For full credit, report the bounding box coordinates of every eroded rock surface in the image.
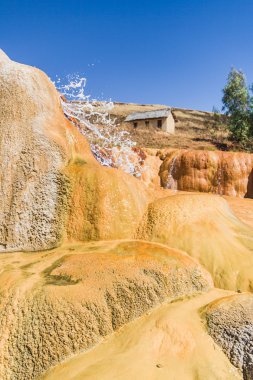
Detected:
[0,50,150,251]
[160,149,253,198]
[0,50,73,251]
[43,289,242,380]
[0,240,212,379]
[205,294,253,380]
[1,50,253,380]
[137,193,253,291]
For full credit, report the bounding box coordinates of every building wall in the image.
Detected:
[162,113,175,133]
[131,114,175,134]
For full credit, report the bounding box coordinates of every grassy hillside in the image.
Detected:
[110,102,229,150]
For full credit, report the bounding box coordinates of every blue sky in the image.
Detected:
[1,0,253,111]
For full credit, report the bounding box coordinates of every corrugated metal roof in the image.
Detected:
[125,108,171,122]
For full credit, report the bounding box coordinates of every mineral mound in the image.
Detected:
[1,50,253,380]
[160,149,253,198]
[205,293,253,378]
[0,240,212,379]
[0,49,149,251]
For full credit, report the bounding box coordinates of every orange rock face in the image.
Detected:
[159,149,253,198]
[0,241,213,379]
[0,50,151,251]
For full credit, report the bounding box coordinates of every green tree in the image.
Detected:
[249,84,253,137]
[222,68,252,142]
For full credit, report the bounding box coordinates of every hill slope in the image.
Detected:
[110,102,228,150]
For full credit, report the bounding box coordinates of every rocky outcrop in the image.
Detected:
[0,240,213,379]
[159,150,253,198]
[136,193,253,291]
[2,50,253,380]
[205,294,253,379]
[2,50,252,253]
[0,50,72,251]
[65,161,150,241]
[141,148,162,187]
[44,289,242,380]
[0,50,150,251]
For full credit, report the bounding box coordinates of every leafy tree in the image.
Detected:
[222,68,253,142]
[206,106,229,146]
[249,84,253,137]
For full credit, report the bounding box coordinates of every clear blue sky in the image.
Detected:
[1,0,253,111]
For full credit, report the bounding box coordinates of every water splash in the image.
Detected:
[166,155,178,191]
[55,74,144,177]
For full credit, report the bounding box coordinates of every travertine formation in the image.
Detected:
[44,289,242,380]
[1,50,253,380]
[137,193,253,291]
[0,49,73,251]
[0,241,212,379]
[160,149,253,198]
[0,50,150,251]
[64,160,150,241]
[205,294,253,379]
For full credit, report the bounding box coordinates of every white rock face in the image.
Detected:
[0,51,71,251]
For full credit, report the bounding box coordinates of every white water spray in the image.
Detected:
[55,74,144,177]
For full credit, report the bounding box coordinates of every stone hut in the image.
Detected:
[125,108,175,133]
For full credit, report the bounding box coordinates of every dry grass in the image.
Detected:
[110,102,231,150]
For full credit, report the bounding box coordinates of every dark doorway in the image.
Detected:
[157,119,162,128]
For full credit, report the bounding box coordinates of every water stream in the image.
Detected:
[55,74,144,177]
